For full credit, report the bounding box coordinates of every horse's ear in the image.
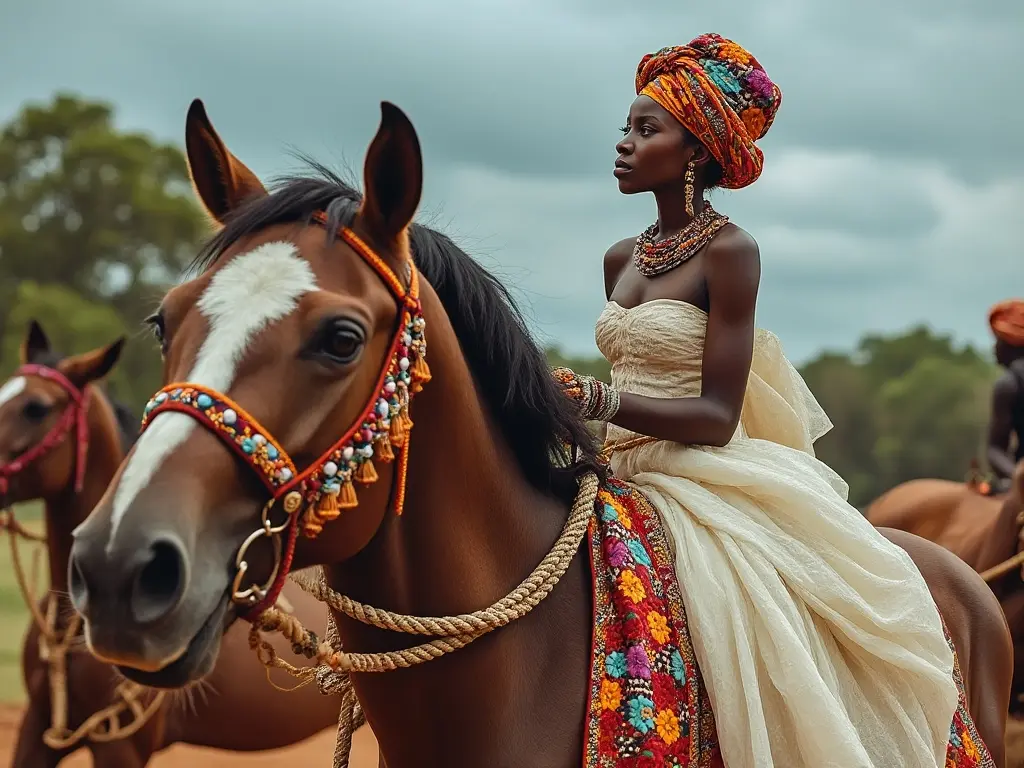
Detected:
[359,102,422,253]
[185,99,267,224]
[21,320,50,364]
[61,337,126,389]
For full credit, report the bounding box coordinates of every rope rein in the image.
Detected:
[0,508,166,750]
[247,471,600,768]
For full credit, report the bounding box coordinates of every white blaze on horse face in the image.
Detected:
[0,377,26,408]
[104,242,317,549]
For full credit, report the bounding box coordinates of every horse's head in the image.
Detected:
[68,98,431,686]
[0,320,124,506]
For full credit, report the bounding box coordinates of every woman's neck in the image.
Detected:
[654,185,707,239]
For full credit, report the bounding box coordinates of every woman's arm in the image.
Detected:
[986,373,1019,481]
[608,227,761,447]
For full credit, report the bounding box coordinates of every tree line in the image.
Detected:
[0,94,999,509]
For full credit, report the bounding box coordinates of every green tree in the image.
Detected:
[0,281,165,413]
[0,92,209,347]
[871,355,997,492]
[801,327,998,507]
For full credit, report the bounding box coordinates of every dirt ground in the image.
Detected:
[1,704,1023,766]
[0,703,379,766]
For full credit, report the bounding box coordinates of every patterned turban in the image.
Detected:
[635,33,782,189]
[989,299,1024,347]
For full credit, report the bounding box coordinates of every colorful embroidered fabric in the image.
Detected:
[585,477,993,767]
[943,619,996,767]
[635,33,781,189]
[585,477,721,767]
[989,298,1024,347]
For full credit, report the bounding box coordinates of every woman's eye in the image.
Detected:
[619,125,630,135]
[322,324,364,363]
[22,400,50,423]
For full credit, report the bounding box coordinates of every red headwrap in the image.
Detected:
[989,299,1024,347]
[635,33,782,189]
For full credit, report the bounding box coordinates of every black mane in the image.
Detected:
[194,163,601,500]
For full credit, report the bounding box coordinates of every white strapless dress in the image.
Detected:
[597,299,958,768]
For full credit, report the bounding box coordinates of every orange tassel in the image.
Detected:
[338,479,358,509]
[390,415,407,448]
[399,409,414,434]
[355,459,378,485]
[410,356,431,393]
[317,489,340,523]
[376,435,395,462]
[302,506,324,538]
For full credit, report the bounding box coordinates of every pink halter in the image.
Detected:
[0,364,91,498]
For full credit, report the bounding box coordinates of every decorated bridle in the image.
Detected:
[139,213,431,619]
[0,365,91,499]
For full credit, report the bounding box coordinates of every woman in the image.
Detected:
[555,33,959,768]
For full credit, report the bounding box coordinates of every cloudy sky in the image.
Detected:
[2,0,1021,363]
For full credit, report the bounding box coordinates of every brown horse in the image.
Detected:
[0,322,344,766]
[65,99,1012,767]
[868,462,1024,705]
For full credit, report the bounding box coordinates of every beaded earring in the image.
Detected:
[684,161,696,218]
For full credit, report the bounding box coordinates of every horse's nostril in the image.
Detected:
[67,550,89,614]
[131,538,187,625]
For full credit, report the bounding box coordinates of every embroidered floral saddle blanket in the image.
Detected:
[585,477,995,767]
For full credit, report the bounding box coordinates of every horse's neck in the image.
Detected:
[43,388,123,595]
[331,330,569,619]
[324,316,582,760]
[976,490,1024,576]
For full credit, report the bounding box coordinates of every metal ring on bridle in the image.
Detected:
[230,495,292,605]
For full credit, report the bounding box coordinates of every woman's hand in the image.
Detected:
[552,367,620,422]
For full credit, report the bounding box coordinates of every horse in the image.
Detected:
[868,462,1024,707]
[64,98,1012,767]
[0,321,346,766]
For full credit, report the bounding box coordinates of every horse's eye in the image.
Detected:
[145,312,166,351]
[320,321,364,364]
[22,400,50,423]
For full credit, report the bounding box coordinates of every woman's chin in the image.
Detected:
[615,177,645,195]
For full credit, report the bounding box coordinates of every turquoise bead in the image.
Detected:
[197,394,213,409]
[267,445,279,460]
[241,438,255,455]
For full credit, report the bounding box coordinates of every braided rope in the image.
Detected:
[979,508,1024,582]
[248,471,600,768]
[1,507,165,750]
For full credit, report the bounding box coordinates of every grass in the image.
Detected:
[0,501,45,703]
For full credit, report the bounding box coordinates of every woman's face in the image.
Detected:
[614,95,691,195]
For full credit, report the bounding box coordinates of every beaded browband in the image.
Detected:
[0,365,91,498]
[138,213,431,618]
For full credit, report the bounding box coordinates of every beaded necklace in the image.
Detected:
[632,204,729,278]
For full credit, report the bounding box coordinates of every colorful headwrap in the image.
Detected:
[635,33,782,189]
[989,299,1024,347]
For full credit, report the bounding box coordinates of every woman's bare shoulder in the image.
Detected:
[706,223,761,310]
[604,236,637,299]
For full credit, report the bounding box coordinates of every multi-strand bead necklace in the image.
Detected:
[632,204,729,277]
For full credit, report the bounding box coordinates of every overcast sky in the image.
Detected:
[2,0,1021,363]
